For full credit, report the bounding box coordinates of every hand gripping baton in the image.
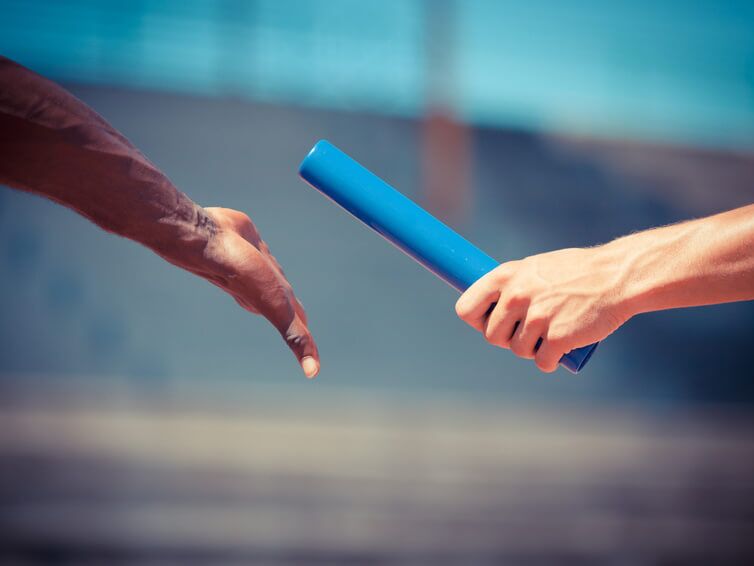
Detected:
[299,140,598,373]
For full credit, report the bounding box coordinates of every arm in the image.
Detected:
[0,56,319,378]
[455,204,754,373]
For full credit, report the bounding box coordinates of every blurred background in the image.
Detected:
[1,0,753,563]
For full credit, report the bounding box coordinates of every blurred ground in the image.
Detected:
[0,379,753,565]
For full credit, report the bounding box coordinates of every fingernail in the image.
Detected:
[302,356,319,379]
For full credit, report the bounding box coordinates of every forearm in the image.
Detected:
[0,57,214,273]
[611,204,754,316]
[457,198,753,372]
[0,57,319,376]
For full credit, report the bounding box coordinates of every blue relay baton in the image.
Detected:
[299,140,599,373]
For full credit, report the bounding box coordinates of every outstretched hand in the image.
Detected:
[198,207,319,378]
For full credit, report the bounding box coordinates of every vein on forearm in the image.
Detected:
[614,205,754,314]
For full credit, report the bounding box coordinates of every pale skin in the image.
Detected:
[0,57,319,378]
[456,204,754,372]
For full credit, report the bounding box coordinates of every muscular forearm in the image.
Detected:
[0,56,214,273]
[610,204,754,317]
[0,56,319,376]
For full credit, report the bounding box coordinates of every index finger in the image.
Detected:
[256,286,320,379]
[455,274,501,332]
[281,312,320,379]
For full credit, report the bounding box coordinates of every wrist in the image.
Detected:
[602,227,684,319]
[139,203,228,282]
[598,237,645,322]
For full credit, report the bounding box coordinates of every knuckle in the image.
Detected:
[504,288,528,308]
[527,313,547,327]
[232,210,252,225]
[484,321,509,349]
[483,320,498,343]
[509,338,526,357]
[490,269,508,285]
[496,338,513,350]
[454,298,471,319]
[546,326,570,347]
[496,261,517,279]
[538,360,557,373]
[283,324,311,348]
[222,209,252,229]
[546,339,566,356]
[535,350,557,373]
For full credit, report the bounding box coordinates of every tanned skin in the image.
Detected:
[0,56,319,378]
[456,204,754,372]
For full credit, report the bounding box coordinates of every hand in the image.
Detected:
[198,207,319,378]
[455,246,631,373]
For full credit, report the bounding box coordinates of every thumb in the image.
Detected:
[280,314,320,379]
